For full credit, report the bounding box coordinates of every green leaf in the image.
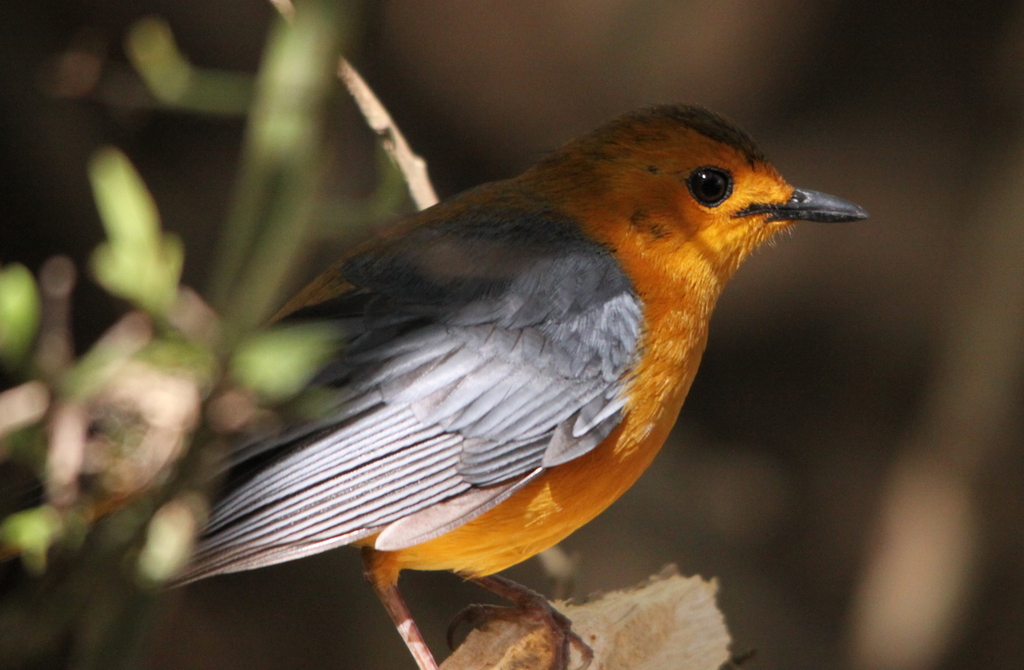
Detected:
[89,147,161,249]
[137,338,219,392]
[0,506,62,574]
[125,17,192,104]
[137,495,202,584]
[126,16,253,116]
[0,264,41,369]
[88,147,183,315]
[231,323,339,403]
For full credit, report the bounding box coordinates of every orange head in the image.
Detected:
[518,105,866,298]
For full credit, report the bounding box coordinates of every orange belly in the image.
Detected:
[376,423,665,581]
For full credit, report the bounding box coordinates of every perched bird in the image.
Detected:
[179,104,867,669]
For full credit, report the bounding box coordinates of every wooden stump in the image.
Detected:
[442,566,731,670]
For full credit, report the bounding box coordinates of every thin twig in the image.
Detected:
[35,256,76,381]
[337,60,438,211]
[268,0,296,22]
[45,402,87,508]
[0,381,49,443]
[538,545,581,601]
[265,0,437,211]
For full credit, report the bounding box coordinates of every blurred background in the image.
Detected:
[2,1,1024,669]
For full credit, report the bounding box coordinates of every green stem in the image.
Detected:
[207,0,349,343]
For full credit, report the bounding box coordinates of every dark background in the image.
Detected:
[2,1,1024,669]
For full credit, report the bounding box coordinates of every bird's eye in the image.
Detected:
[687,167,733,207]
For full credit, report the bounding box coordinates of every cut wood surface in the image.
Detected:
[442,566,731,670]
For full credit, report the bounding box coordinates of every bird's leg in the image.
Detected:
[362,548,440,670]
[449,574,593,670]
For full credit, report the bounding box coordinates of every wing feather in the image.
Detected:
[182,203,643,583]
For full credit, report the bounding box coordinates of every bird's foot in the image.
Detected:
[448,575,593,670]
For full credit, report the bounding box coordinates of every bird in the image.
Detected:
[177,104,868,670]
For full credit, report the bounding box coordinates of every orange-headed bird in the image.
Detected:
[179,105,867,669]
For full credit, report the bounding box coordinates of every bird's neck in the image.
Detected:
[565,214,724,465]
[618,242,724,442]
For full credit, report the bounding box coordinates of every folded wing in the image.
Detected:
[181,201,642,582]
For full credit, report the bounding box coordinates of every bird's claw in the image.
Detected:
[446,603,503,649]
[446,601,593,670]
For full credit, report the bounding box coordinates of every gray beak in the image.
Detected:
[736,188,869,223]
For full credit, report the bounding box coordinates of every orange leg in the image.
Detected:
[361,548,440,670]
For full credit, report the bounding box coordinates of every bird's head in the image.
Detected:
[524,104,867,295]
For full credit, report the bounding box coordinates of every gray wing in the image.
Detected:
[181,205,643,582]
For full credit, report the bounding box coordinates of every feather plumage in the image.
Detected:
[179,203,642,582]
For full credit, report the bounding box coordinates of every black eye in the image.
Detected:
[687,167,733,207]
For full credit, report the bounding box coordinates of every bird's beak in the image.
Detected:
[736,188,869,223]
